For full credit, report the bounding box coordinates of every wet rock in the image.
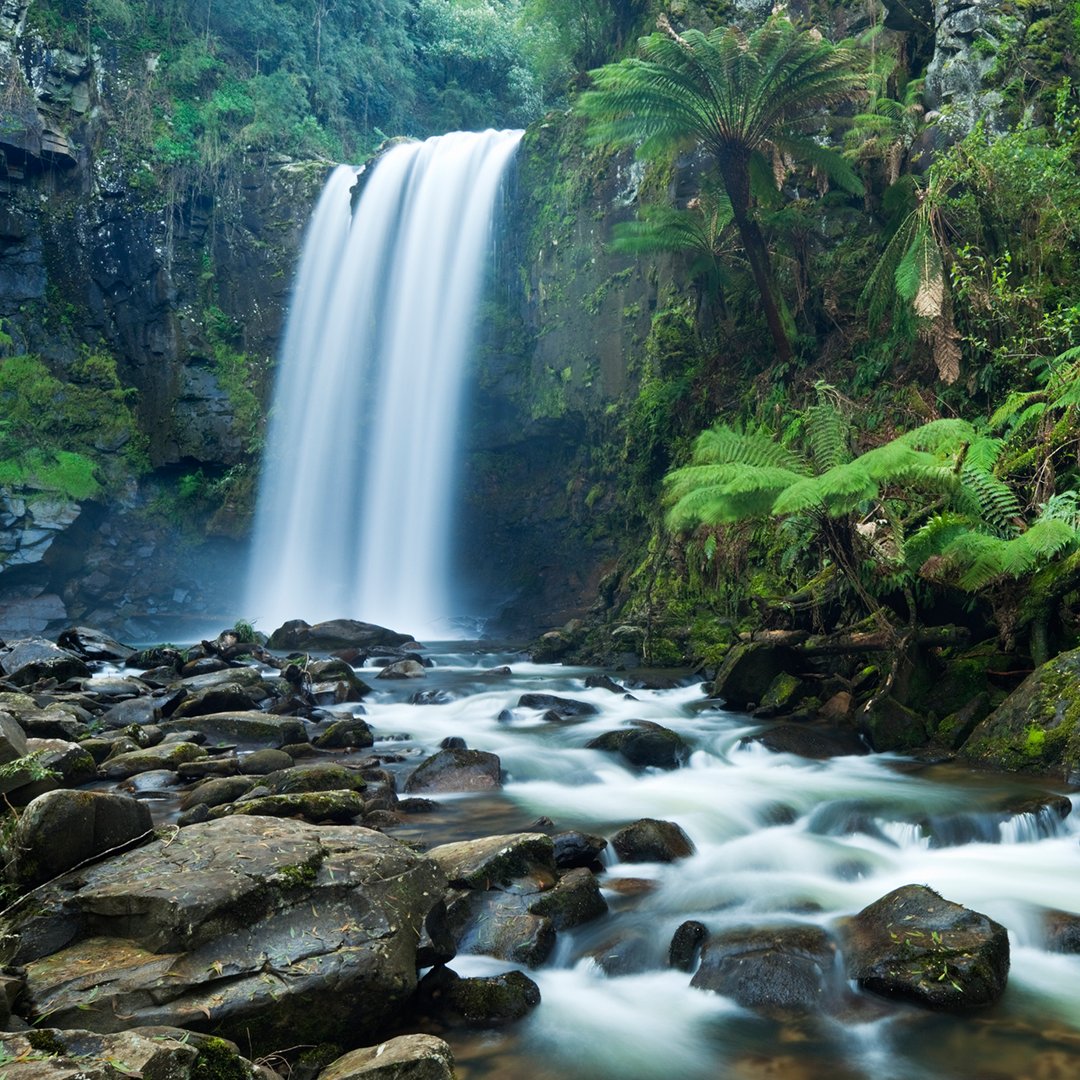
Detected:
[176,756,240,780]
[710,642,795,711]
[170,683,268,720]
[611,818,695,863]
[960,647,1080,776]
[158,712,308,747]
[7,790,153,886]
[528,867,607,930]
[427,833,556,890]
[933,692,991,751]
[439,736,466,750]
[98,741,207,780]
[78,676,149,701]
[242,748,295,774]
[180,658,233,678]
[308,659,373,702]
[691,925,839,1015]
[127,646,184,672]
[413,966,540,1028]
[409,689,455,705]
[443,890,556,967]
[314,717,374,749]
[552,829,608,870]
[179,776,257,811]
[404,748,501,793]
[268,619,414,652]
[5,817,445,1054]
[1043,909,1080,953]
[669,920,707,971]
[0,639,89,687]
[859,695,929,752]
[753,673,813,718]
[517,693,598,718]
[584,674,625,694]
[399,797,439,814]
[25,738,96,787]
[376,660,426,680]
[749,723,866,760]
[210,790,367,824]
[264,763,366,795]
[319,1033,454,1080]
[0,711,28,768]
[840,884,1010,1011]
[585,721,689,769]
[56,628,136,664]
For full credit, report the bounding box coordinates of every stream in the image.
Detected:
[117,643,1080,1079]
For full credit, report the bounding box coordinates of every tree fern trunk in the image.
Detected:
[720,157,792,364]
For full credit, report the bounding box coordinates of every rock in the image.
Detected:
[376,660,426,680]
[170,683,269,719]
[56,627,136,663]
[5,817,445,1054]
[319,1034,454,1080]
[409,689,455,705]
[517,693,598,718]
[413,966,540,1027]
[0,1027,255,1080]
[859,695,929,752]
[585,721,689,769]
[179,776,257,811]
[960,647,1080,776]
[710,642,796,711]
[840,884,1010,1011]
[749,723,866,760]
[404,748,501,793]
[308,659,373,701]
[427,833,556,890]
[1043,909,1080,953]
[584,674,625,694]
[443,890,556,967]
[669,920,707,971]
[314,718,374,749]
[98,741,207,780]
[934,692,991,751]
[210,790,367,824]
[98,696,164,729]
[7,790,153,886]
[0,711,28,767]
[819,691,853,721]
[267,619,414,652]
[0,639,89,687]
[263,763,366,795]
[242,748,295,774]
[528,867,607,930]
[159,712,308,747]
[552,829,608,869]
[753,672,813,718]
[691,925,839,1015]
[610,818,695,863]
[25,738,96,787]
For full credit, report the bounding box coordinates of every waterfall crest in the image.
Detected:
[246,130,522,634]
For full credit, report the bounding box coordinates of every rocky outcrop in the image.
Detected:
[2,817,446,1054]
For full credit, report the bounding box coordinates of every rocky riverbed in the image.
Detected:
[0,620,1076,1079]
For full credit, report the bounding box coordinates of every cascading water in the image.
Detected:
[246,130,522,635]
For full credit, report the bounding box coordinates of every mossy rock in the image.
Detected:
[858,695,929,753]
[960,646,1080,776]
[209,790,367,824]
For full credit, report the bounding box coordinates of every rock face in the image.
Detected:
[960,647,1080,776]
[840,884,1010,1011]
[2,817,445,1053]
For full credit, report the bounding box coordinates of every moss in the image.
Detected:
[192,1037,250,1080]
[26,1030,68,1056]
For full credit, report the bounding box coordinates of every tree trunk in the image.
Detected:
[719,156,792,364]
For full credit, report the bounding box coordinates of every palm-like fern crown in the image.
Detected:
[580,16,865,193]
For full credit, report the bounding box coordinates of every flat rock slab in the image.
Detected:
[3,817,445,1054]
[320,1034,454,1080]
[0,640,90,687]
[158,712,308,747]
[840,884,1010,1011]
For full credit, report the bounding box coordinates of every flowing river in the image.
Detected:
[291,645,1080,1080]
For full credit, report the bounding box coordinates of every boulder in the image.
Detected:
[960,647,1080,775]
[56,628,136,663]
[308,659,373,702]
[179,776,258,812]
[158,712,308,747]
[443,890,556,967]
[169,684,268,720]
[1043,909,1080,953]
[376,660,426,680]
[0,1027,255,1080]
[859,695,929,752]
[267,619,414,652]
[427,833,556,890]
[6,790,153,886]
[24,738,96,787]
[314,717,374,749]
[669,920,707,971]
[319,1034,454,1080]
[710,643,796,711]
[0,640,89,687]
[840,884,1010,1011]
[242,748,295,774]
[0,711,29,767]
[753,673,813,718]
[404,748,501,793]
[528,867,608,930]
[516,693,598,718]
[264,763,366,795]
[585,721,689,769]
[209,790,367,824]
[98,742,207,780]
[4,817,445,1054]
[552,829,608,869]
[748,723,866,760]
[413,966,540,1027]
[690,925,839,1015]
[610,818,695,863]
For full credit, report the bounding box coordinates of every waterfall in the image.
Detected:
[246,130,522,635]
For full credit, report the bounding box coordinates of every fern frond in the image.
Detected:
[804,397,851,470]
[665,462,806,528]
[689,424,808,471]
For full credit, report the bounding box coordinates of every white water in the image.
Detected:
[247,131,523,636]
[346,650,1080,1080]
